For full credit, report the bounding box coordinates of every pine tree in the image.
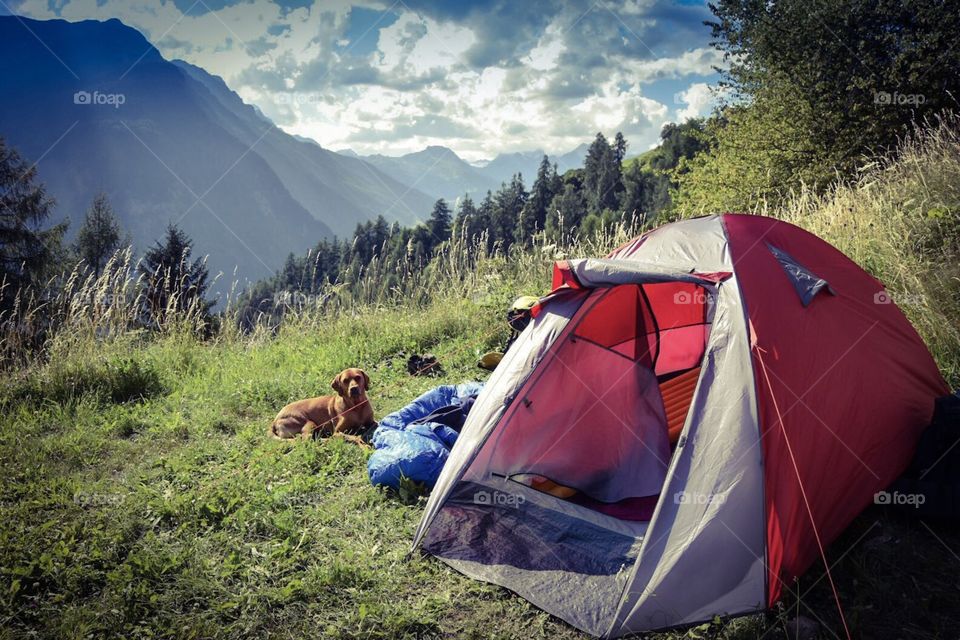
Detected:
[410,225,432,265]
[516,156,560,244]
[311,238,341,288]
[354,221,375,264]
[138,224,213,325]
[583,133,621,212]
[619,160,667,222]
[546,183,587,243]
[490,174,527,249]
[452,195,478,240]
[476,191,495,252]
[280,252,301,290]
[0,138,66,305]
[76,191,122,276]
[372,215,391,257]
[614,132,627,165]
[426,199,452,250]
[612,131,628,202]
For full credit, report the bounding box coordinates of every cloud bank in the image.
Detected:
[12,0,724,160]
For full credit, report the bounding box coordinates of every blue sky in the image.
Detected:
[6,0,724,161]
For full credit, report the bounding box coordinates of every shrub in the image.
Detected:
[43,354,166,405]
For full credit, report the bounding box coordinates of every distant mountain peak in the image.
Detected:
[337,140,594,201]
[0,14,433,295]
[413,145,461,160]
[0,15,163,72]
[494,149,547,159]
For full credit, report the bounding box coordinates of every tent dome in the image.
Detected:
[412,214,947,637]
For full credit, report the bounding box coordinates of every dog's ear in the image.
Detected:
[360,369,370,390]
[331,373,343,394]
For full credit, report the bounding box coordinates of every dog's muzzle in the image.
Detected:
[349,387,362,398]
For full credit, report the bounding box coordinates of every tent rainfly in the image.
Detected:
[411,214,948,637]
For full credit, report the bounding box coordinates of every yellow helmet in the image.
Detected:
[510,295,539,312]
[477,351,503,371]
[507,295,539,332]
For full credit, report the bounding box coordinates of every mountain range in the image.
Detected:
[0,16,433,290]
[339,144,589,204]
[0,15,596,293]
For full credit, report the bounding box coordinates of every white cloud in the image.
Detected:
[526,24,564,72]
[14,0,722,159]
[572,86,667,134]
[374,12,474,75]
[675,82,723,121]
[630,47,725,83]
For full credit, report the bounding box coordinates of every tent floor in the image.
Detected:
[422,479,651,636]
[423,479,647,575]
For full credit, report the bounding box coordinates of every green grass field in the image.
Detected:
[2,298,959,639]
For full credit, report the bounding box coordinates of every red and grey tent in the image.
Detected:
[412,214,948,637]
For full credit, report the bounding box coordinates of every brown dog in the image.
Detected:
[269,368,374,443]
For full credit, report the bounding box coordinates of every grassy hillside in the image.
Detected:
[1,123,959,639]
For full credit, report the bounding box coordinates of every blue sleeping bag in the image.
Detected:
[368,382,484,490]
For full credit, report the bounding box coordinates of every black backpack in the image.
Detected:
[889,392,960,520]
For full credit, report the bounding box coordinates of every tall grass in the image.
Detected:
[244,220,645,320]
[2,120,958,386]
[0,248,219,366]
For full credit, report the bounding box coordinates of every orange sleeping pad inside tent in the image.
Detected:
[659,367,701,444]
[524,366,702,500]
